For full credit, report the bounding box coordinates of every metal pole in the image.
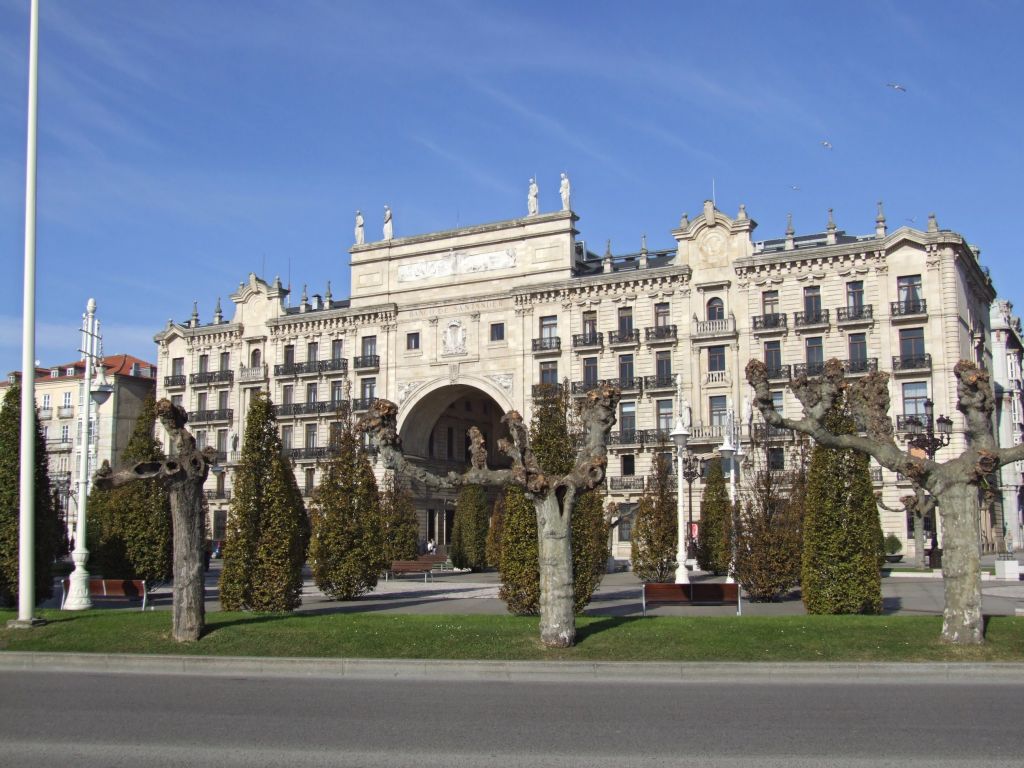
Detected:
[10,0,42,629]
[63,299,96,610]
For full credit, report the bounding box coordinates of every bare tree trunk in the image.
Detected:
[913,513,927,569]
[170,480,206,643]
[537,494,575,648]
[938,483,983,644]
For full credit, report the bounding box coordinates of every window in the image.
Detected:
[762,290,779,315]
[195,430,206,450]
[708,345,726,372]
[361,377,376,399]
[539,361,558,385]
[172,357,184,376]
[771,390,784,415]
[198,354,209,373]
[582,311,597,336]
[62,392,72,408]
[490,322,505,342]
[61,424,70,441]
[847,281,864,310]
[197,392,208,412]
[897,275,923,308]
[307,342,318,362]
[217,390,229,410]
[903,382,929,415]
[621,454,635,476]
[706,297,725,321]
[66,367,75,376]
[306,383,317,403]
[849,333,867,363]
[539,315,557,339]
[583,357,598,387]
[406,332,420,351]
[282,385,294,405]
[41,394,50,409]
[250,348,261,367]
[331,339,344,360]
[305,423,317,449]
[617,510,633,543]
[41,425,47,441]
[803,286,822,316]
[361,336,377,357]
[709,395,728,426]
[216,429,228,453]
[617,307,633,335]
[654,302,670,327]
[305,468,315,496]
[219,351,230,371]
[806,337,824,368]
[764,340,781,371]
[899,327,925,359]
[767,447,786,471]
[330,380,344,403]
[656,399,673,432]
[655,351,672,380]
[618,354,634,383]
[284,345,295,366]
[171,394,183,408]
[50,369,59,378]
[619,402,636,434]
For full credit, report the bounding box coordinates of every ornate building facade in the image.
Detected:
[990,299,1024,550]
[154,198,1001,561]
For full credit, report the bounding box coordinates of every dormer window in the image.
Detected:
[66,367,75,376]
[51,369,59,378]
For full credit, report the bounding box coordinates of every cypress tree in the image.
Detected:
[87,395,172,581]
[497,485,540,614]
[378,473,419,564]
[219,391,307,611]
[696,458,731,575]
[570,489,609,612]
[485,494,504,568]
[630,455,678,582]
[449,484,489,571]
[0,385,62,606]
[802,400,883,614]
[308,418,383,600]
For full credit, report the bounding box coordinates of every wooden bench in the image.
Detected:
[642,582,741,616]
[60,578,148,610]
[387,560,435,582]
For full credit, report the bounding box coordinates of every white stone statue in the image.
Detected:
[743,395,753,425]
[442,319,467,356]
[559,172,571,211]
[354,210,364,245]
[680,398,692,429]
[527,178,539,216]
[383,205,393,240]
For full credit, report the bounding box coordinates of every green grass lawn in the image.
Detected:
[3,610,1023,662]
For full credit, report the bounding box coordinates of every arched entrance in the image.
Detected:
[396,380,513,553]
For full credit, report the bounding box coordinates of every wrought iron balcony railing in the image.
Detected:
[837,305,873,323]
[607,329,640,345]
[189,408,233,423]
[571,332,603,349]
[844,357,878,375]
[794,309,830,328]
[609,476,645,491]
[891,299,927,317]
[352,355,380,370]
[164,375,186,388]
[190,370,234,385]
[892,353,932,372]
[531,337,562,352]
[752,313,787,331]
[644,324,677,342]
[765,364,791,381]
[643,374,676,390]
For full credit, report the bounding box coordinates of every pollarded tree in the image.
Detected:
[0,385,62,607]
[630,454,678,582]
[361,382,618,647]
[450,485,489,571]
[747,357,1024,644]
[801,401,883,614]
[220,391,307,611]
[485,494,504,568]
[379,473,419,564]
[87,395,172,582]
[695,458,730,575]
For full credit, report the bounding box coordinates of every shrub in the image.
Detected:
[450,485,489,571]
[485,495,504,568]
[630,455,677,582]
[884,533,903,555]
[696,459,731,575]
[379,474,419,564]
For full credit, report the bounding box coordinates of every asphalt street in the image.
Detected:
[2,668,1021,767]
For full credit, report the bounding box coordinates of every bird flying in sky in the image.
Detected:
[886,82,907,92]
[820,140,833,150]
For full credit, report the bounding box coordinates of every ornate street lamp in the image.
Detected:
[670,419,706,583]
[903,397,952,566]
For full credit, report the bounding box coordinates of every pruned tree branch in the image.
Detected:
[94,458,185,489]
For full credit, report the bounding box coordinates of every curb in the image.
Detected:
[3,652,1024,684]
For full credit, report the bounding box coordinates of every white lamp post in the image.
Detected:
[62,299,112,610]
[669,418,690,584]
[719,409,738,585]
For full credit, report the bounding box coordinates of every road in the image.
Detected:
[2,668,1020,767]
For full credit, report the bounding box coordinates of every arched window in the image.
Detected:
[707,297,725,321]
[250,348,261,367]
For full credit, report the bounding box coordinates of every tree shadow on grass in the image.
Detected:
[573,615,635,645]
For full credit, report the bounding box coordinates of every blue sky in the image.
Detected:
[0,1,1021,373]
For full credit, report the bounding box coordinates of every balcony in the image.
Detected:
[837,305,874,325]
[890,299,928,320]
[571,332,603,350]
[37,407,52,420]
[571,380,604,396]
[45,439,73,452]
[532,383,561,399]
[189,408,233,423]
[793,361,826,378]
[531,337,562,354]
[765,364,791,381]
[794,309,830,330]
[686,424,725,442]
[275,358,349,377]
[609,476,645,491]
[704,370,730,386]
[608,430,643,446]
[642,428,674,445]
[844,357,878,375]
[164,375,186,389]
[275,401,346,418]
[643,374,676,391]
[892,353,932,373]
[57,406,75,419]
[239,364,268,382]
[644,325,677,343]
[283,446,334,462]
[896,413,928,432]
[607,329,640,347]
[204,489,232,501]
[190,370,234,386]
[352,355,380,371]
[751,424,792,441]
[752,313,788,334]
[605,376,642,393]
[692,316,736,340]
[350,397,374,412]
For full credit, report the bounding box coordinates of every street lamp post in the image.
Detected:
[670,418,705,584]
[904,398,953,567]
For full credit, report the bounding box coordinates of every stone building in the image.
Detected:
[2,355,157,536]
[154,196,1000,561]
[990,299,1023,550]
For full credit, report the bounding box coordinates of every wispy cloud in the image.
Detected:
[411,136,517,197]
